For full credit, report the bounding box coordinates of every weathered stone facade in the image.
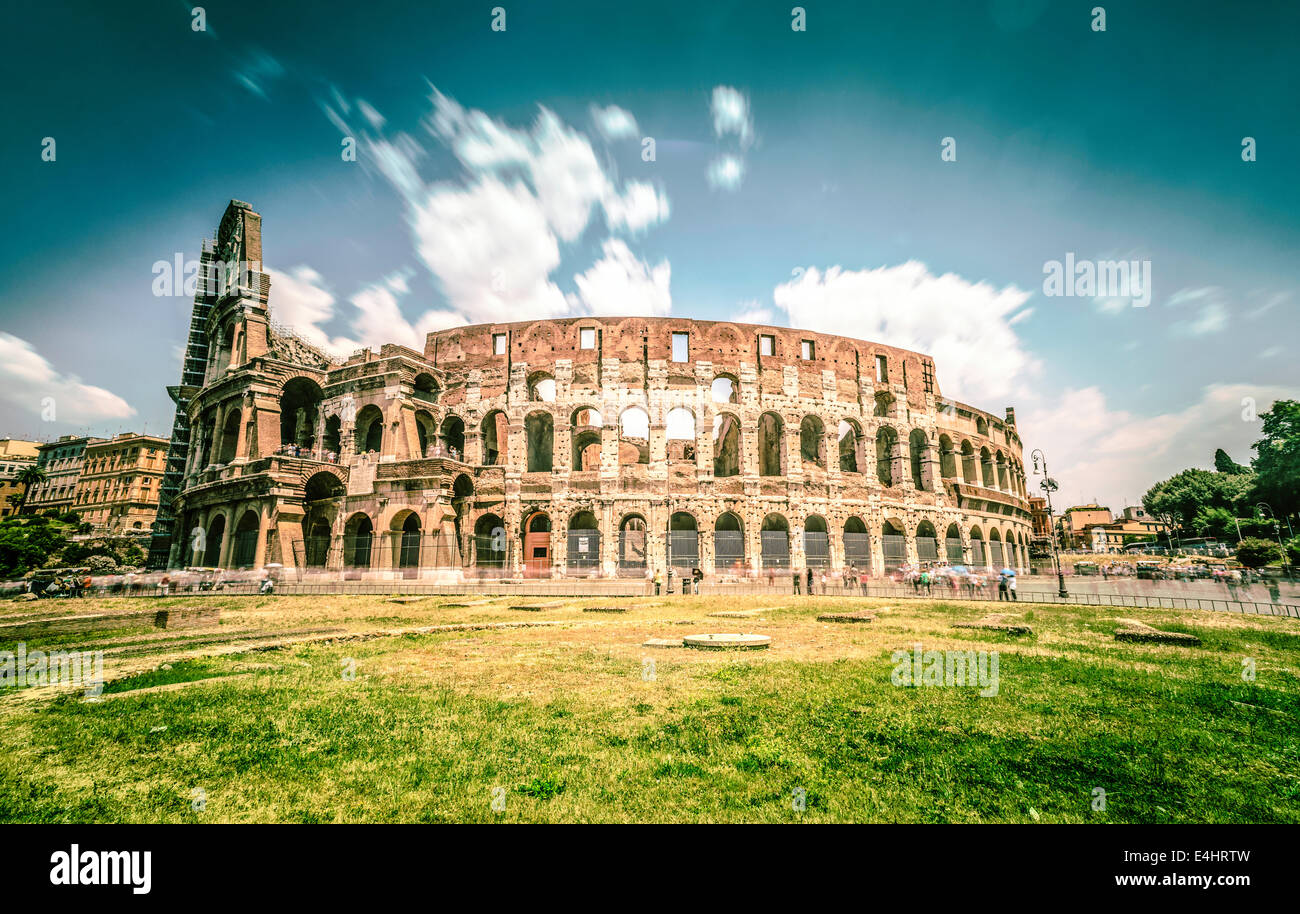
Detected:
[167,200,1034,579]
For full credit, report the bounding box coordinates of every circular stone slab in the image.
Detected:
[643,638,684,648]
[682,633,771,651]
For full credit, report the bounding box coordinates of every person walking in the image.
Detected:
[1008,574,1018,601]
[792,569,801,595]
[807,567,815,596]
[653,568,662,595]
[997,572,1009,601]
[920,568,931,595]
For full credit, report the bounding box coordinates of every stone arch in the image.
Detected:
[909,428,930,490]
[231,508,260,568]
[668,510,699,569]
[344,512,374,569]
[474,513,506,568]
[414,409,436,456]
[939,434,957,479]
[619,407,650,466]
[843,515,869,569]
[571,407,603,471]
[390,510,422,571]
[995,451,1009,490]
[838,419,863,473]
[960,439,977,483]
[804,513,830,567]
[969,524,987,567]
[711,374,739,404]
[439,414,465,458]
[758,411,784,476]
[618,513,648,575]
[526,411,554,472]
[714,511,745,571]
[881,517,906,572]
[412,372,439,405]
[567,509,601,574]
[979,446,994,488]
[916,519,939,563]
[666,407,696,464]
[523,511,552,577]
[280,377,324,450]
[323,414,342,454]
[976,416,989,437]
[481,410,508,466]
[944,522,963,564]
[989,527,1005,567]
[760,513,790,569]
[876,426,898,486]
[527,371,556,403]
[356,404,384,454]
[203,513,225,567]
[712,412,741,477]
[873,391,894,418]
[800,415,826,468]
[217,408,242,464]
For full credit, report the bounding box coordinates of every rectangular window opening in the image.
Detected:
[493,333,507,355]
[800,340,814,360]
[759,334,774,356]
[671,332,689,363]
[580,328,596,350]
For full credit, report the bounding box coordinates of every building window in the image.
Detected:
[759,334,774,356]
[875,354,888,383]
[671,332,689,363]
[800,340,814,360]
[493,333,507,355]
[580,327,596,350]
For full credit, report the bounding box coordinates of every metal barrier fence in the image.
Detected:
[95,578,1300,616]
[760,531,790,569]
[667,530,699,569]
[804,531,830,567]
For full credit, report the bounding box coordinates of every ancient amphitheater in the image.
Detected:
[157,201,1034,579]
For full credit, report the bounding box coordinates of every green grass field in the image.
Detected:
[1,593,1297,822]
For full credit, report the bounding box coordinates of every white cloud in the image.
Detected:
[710,86,753,147]
[572,239,671,317]
[0,333,135,423]
[267,267,465,357]
[734,303,773,324]
[1021,383,1300,510]
[590,104,639,140]
[707,155,745,191]
[603,180,671,234]
[357,99,386,129]
[773,260,1039,405]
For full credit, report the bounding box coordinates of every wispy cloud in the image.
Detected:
[0,333,135,423]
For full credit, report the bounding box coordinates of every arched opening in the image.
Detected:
[989,528,1005,568]
[526,412,554,472]
[876,426,898,486]
[414,410,436,457]
[712,413,741,477]
[714,511,745,572]
[232,509,259,568]
[389,511,422,574]
[939,434,957,479]
[618,514,647,576]
[711,374,739,404]
[976,416,989,437]
[440,415,465,460]
[800,415,826,468]
[572,407,603,471]
[666,408,696,464]
[412,373,439,405]
[760,513,790,569]
[838,419,861,473]
[843,516,869,570]
[217,409,241,464]
[280,377,324,451]
[356,405,384,454]
[474,514,506,570]
[881,519,906,572]
[304,471,344,503]
[873,391,894,418]
[323,414,342,455]
[668,511,698,569]
[804,514,830,567]
[344,513,374,570]
[969,526,987,568]
[945,523,964,564]
[567,510,601,574]
[916,520,939,563]
[996,452,1009,491]
[481,410,508,466]
[618,408,649,466]
[909,429,930,490]
[203,514,225,567]
[980,447,994,488]
[523,512,551,578]
[758,412,784,476]
[961,440,977,484]
[528,373,556,403]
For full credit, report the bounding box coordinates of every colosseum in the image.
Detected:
[158,200,1035,580]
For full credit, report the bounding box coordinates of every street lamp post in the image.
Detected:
[1256,502,1290,576]
[1031,448,1069,599]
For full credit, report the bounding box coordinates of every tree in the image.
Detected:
[1236,537,1282,569]
[1142,467,1254,535]
[1251,400,1300,519]
[13,465,48,515]
[1214,448,1249,474]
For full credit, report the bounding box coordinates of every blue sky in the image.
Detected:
[2,0,1297,509]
